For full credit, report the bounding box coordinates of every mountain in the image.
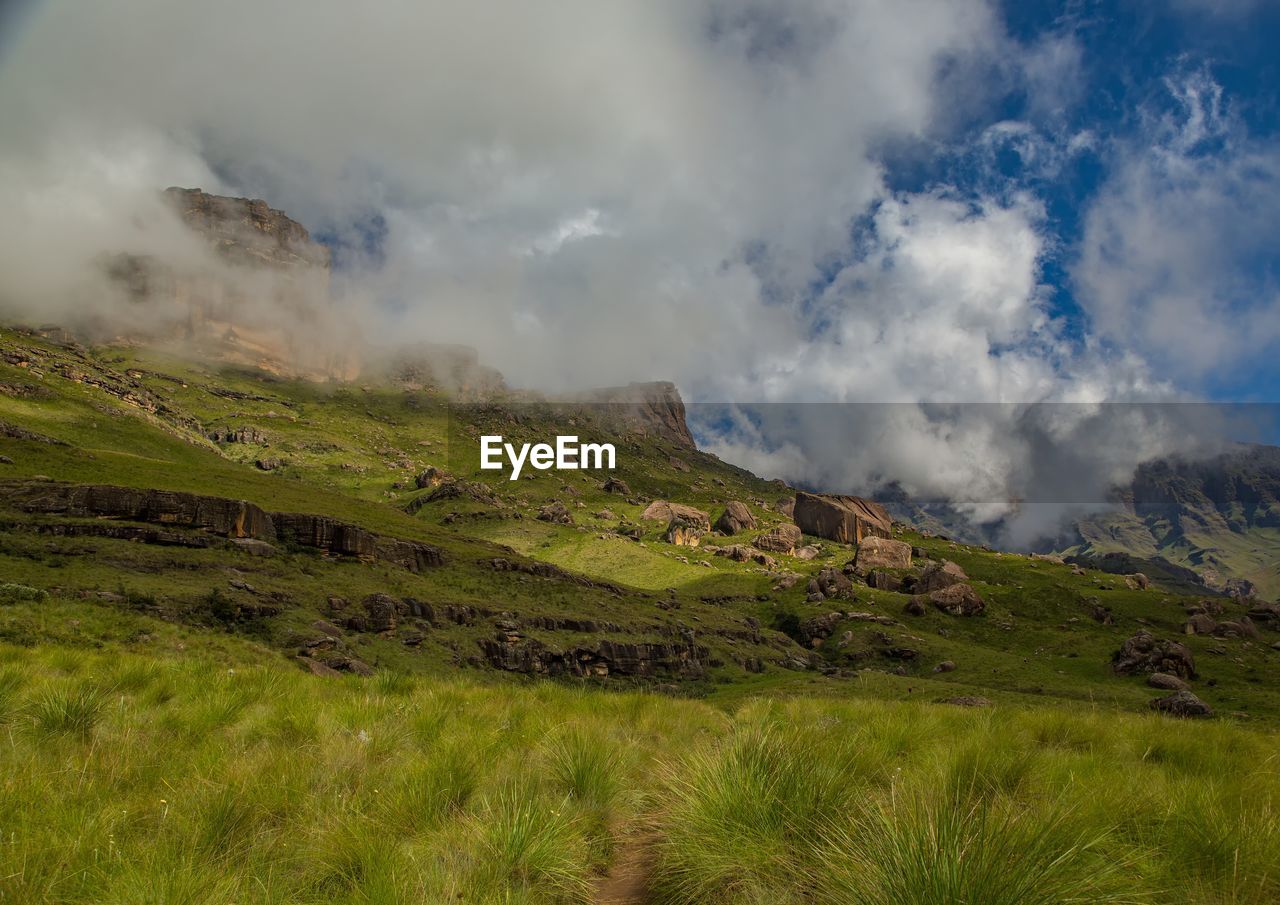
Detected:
[1060,444,1280,598]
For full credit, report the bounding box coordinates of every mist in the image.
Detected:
[0,0,1261,538]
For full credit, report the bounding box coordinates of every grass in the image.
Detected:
[1,643,1278,904]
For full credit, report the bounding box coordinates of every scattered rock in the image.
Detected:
[1150,690,1213,718]
[1147,672,1190,691]
[755,523,803,554]
[926,583,986,617]
[602,476,632,495]
[414,466,450,489]
[915,559,967,593]
[714,501,757,535]
[809,567,854,600]
[536,501,574,525]
[793,544,820,561]
[255,457,281,471]
[665,516,705,547]
[933,660,957,673]
[1112,630,1197,680]
[940,696,991,707]
[854,536,913,571]
[640,500,709,529]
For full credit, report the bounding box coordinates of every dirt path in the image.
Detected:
[592,832,660,905]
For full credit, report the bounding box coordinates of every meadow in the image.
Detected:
[2,642,1278,904]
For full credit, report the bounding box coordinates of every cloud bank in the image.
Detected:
[1,0,1277,540]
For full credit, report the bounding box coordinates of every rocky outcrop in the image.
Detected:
[795,492,893,545]
[3,480,442,572]
[536,501,574,525]
[1112,630,1197,680]
[640,500,709,528]
[915,559,967,593]
[477,627,707,678]
[665,516,704,546]
[715,501,757,535]
[925,583,986,616]
[755,524,803,554]
[573,381,696,449]
[854,536,913,571]
[1150,690,1213,718]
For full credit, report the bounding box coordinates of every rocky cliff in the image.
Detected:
[104,188,355,380]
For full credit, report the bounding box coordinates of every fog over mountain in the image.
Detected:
[2,0,1278,537]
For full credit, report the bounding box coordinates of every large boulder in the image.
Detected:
[793,491,892,544]
[854,536,913,571]
[602,477,632,495]
[1150,691,1213,718]
[915,559,967,593]
[641,500,710,529]
[927,583,986,617]
[414,466,450,489]
[715,501,757,535]
[775,496,796,518]
[755,524,803,554]
[807,567,854,600]
[665,516,705,547]
[1112,631,1197,680]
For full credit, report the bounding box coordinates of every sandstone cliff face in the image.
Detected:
[105,188,357,380]
[573,381,696,449]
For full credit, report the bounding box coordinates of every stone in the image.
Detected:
[362,593,400,633]
[775,496,796,517]
[1149,690,1213,718]
[1127,572,1150,590]
[933,660,957,673]
[255,457,281,471]
[794,544,820,561]
[811,567,854,599]
[854,536,913,571]
[754,524,803,554]
[1112,630,1197,680]
[665,516,705,547]
[927,583,986,617]
[640,500,710,529]
[799,611,843,645]
[602,476,632,495]
[536,501,574,525]
[793,491,893,544]
[415,466,450,489]
[866,570,905,593]
[1183,613,1217,635]
[714,501,757,535]
[903,598,927,617]
[1147,672,1190,691]
[915,559,968,593]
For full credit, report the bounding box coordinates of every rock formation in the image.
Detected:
[793,491,892,544]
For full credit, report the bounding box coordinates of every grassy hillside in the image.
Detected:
[5,325,1280,900]
[2,640,1278,904]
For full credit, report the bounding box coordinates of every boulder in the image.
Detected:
[794,544,820,561]
[714,501,757,535]
[602,476,632,495]
[715,544,775,567]
[665,516,704,547]
[536,501,574,525]
[775,496,796,517]
[902,598,927,616]
[755,524,803,554]
[915,559,967,593]
[1147,672,1190,691]
[810,567,854,600]
[1126,572,1150,591]
[927,583,986,617]
[1149,691,1213,718]
[1112,631,1197,680]
[867,570,905,593]
[793,491,893,544]
[640,500,709,529]
[854,536,913,571]
[799,611,843,645]
[414,466,450,489]
[1183,613,1217,635]
[933,660,957,673]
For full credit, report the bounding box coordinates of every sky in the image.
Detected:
[1,0,1278,536]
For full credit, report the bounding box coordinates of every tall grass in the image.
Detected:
[2,643,1279,903]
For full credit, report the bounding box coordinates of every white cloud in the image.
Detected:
[1075,68,1280,380]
